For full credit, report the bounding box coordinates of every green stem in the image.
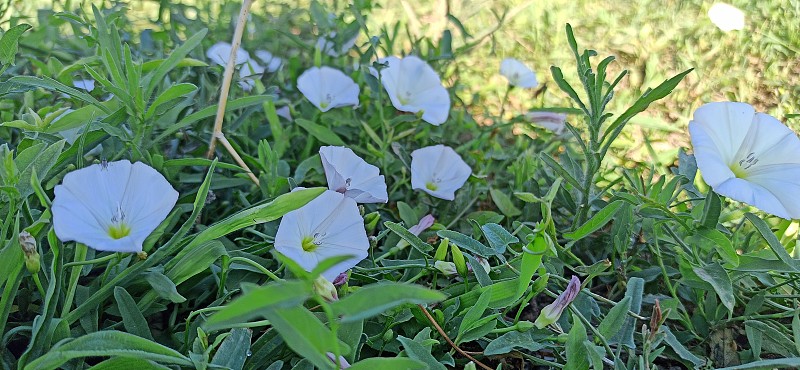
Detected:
[229,257,283,282]
[62,252,118,268]
[61,243,87,318]
[32,273,45,298]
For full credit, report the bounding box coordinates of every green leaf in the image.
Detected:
[8,76,107,111]
[151,95,272,145]
[463,253,492,287]
[396,335,447,370]
[565,200,623,240]
[701,190,722,228]
[145,28,208,97]
[662,326,704,366]
[601,68,693,153]
[331,282,446,323]
[693,262,735,314]
[597,296,631,340]
[348,358,427,370]
[483,330,545,355]
[609,277,643,349]
[262,306,348,370]
[565,313,590,370]
[145,83,197,119]
[489,187,521,217]
[692,228,739,267]
[189,188,325,249]
[716,358,800,370]
[745,213,799,271]
[141,57,207,73]
[88,358,172,370]
[113,287,154,340]
[540,153,583,191]
[210,328,252,370]
[204,281,312,331]
[384,221,434,253]
[23,331,193,370]
[164,240,226,285]
[744,320,799,357]
[458,288,491,337]
[17,140,65,199]
[480,223,518,254]
[143,270,186,303]
[295,119,346,146]
[437,230,496,257]
[0,24,32,65]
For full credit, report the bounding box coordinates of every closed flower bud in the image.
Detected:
[450,245,468,276]
[517,320,535,332]
[364,211,380,233]
[534,275,581,329]
[19,231,40,273]
[434,237,449,261]
[313,276,339,302]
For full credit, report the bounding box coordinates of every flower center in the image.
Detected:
[107,202,131,240]
[301,232,325,252]
[730,152,758,179]
[398,91,412,105]
[426,176,442,191]
[335,178,352,193]
[108,223,131,239]
[320,93,333,109]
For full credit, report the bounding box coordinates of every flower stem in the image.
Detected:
[229,257,284,282]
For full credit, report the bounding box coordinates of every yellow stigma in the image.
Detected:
[301,235,317,252]
[319,101,329,109]
[426,182,439,191]
[108,223,131,239]
[729,163,748,179]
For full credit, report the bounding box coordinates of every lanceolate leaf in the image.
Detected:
[23,331,193,370]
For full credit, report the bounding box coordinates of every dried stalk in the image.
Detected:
[417,304,494,370]
[205,0,259,185]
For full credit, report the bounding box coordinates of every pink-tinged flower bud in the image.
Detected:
[525,111,567,135]
[534,275,581,329]
[332,272,349,287]
[326,353,350,369]
[408,214,435,236]
[313,276,339,302]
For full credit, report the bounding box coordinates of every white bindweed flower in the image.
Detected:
[297,66,359,112]
[500,58,538,88]
[238,61,265,91]
[254,50,283,72]
[274,189,369,281]
[370,56,450,126]
[411,145,472,200]
[73,79,95,92]
[708,3,745,32]
[319,146,388,203]
[525,111,567,135]
[52,160,178,253]
[206,42,250,67]
[316,31,358,57]
[689,102,800,219]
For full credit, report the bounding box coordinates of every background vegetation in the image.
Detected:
[2,0,800,369]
